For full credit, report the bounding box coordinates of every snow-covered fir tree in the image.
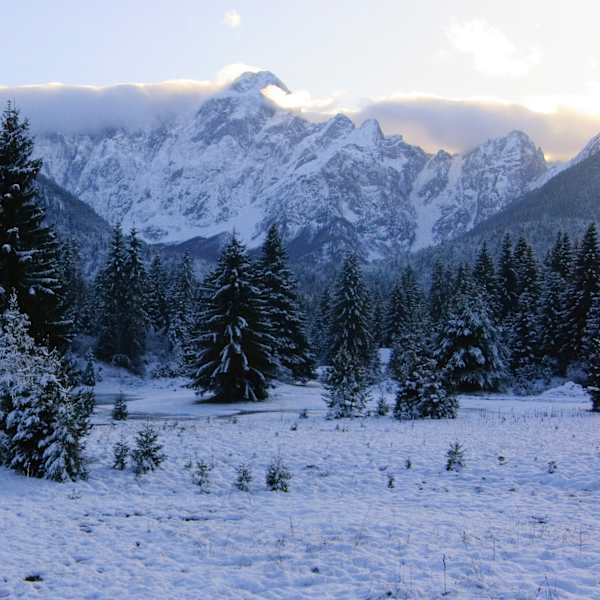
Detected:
[96,225,148,371]
[583,292,600,359]
[0,102,70,350]
[0,294,92,481]
[258,225,314,381]
[546,231,572,279]
[472,243,498,317]
[57,239,87,333]
[132,423,164,475]
[497,234,518,323]
[370,292,386,349]
[112,393,128,421]
[168,253,197,366]
[387,266,426,343]
[96,224,128,363]
[146,253,169,333]
[310,286,331,365]
[323,348,369,418]
[429,260,451,324]
[538,269,568,370]
[436,281,506,392]
[122,228,147,372]
[81,350,96,387]
[565,223,600,360]
[393,352,457,420]
[190,235,276,402]
[508,239,540,379]
[327,253,376,374]
[586,336,600,412]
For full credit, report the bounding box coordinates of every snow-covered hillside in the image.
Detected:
[36,71,548,259]
[1,379,598,599]
[530,132,600,191]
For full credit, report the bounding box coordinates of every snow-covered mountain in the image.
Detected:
[530,132,600,190]
[36,70,549,260]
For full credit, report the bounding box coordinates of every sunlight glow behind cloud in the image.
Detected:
[446,19,542,78]
[0,64,599,161]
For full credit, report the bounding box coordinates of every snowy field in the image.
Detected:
[1,378,600,599]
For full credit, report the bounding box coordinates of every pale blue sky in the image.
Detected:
[2,0,600,158]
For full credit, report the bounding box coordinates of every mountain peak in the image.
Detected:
[230,71,290,95]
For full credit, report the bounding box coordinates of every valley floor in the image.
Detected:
[1,379,599,599]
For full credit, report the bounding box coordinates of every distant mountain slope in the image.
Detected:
[412,149,600,274]
[37,175,112,274]
[36,71,548,262]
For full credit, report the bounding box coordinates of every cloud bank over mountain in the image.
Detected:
[1,65,599,160]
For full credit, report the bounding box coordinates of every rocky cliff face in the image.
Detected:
[36,71,549,261]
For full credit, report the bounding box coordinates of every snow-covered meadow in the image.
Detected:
[1,379,599,599]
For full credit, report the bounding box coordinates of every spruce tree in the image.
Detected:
[547,232,572,279]
[566,223,600,360]
[539,270,568,369]
[327,254,375,371]
[0,102,70,349]
[508,238,540,380]
[112,393,128,421]
[0,294,91,481]
[96,224,128,362]
[513,237,540,300]
[190,235,276,402]
[436,284,506,392]
[310,287,331,365]
[586,337,600,412]
[387,266,425,343]
[497,234,518,322]
[386,281,406,343]
[323,349,369,418]
[122,228,147,372]
[472,243,498,316]
[81,350,96,387]
[371,293,386,349]
[429,260,450,324]
[583,292,600,359]
[168,253,196,362]
[57,240,86,333]
[132,424,165,475]
[146,253,169,333]
[394,353,457,420]
[258,225,314,381]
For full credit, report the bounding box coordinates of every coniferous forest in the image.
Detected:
[0,104,600,488]
[3,101,600,484]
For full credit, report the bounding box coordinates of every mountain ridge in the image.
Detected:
[33,70,598,262]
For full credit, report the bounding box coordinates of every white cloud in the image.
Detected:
[262,84,339,113]
[2,63,600,161]
[355,92,600,160]
[446,19,542,78]
[223,9,241,28]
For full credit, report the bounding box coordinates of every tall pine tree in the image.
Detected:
[146,253,169,333]
[0,294,92,481]
[327,254,375,370]
[96,224,128,363]
[436,283,506,392]
[566,223,600,360]
[258,225,314,381]
[122,228,147,372]
[190,235,276,402]
[0,102,70,349]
